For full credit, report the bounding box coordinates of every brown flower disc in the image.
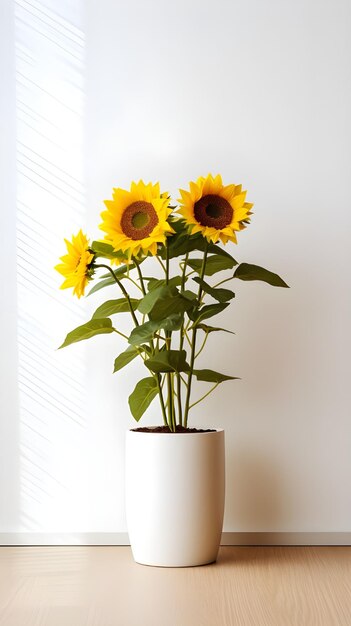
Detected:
[194,194,233,229]
[121,201,158,240]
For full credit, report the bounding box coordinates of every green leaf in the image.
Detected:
[193,369,239,383]
[87,276,116,295]
[160,224,238,262]
[187,255,236,276]
[147,276,183,291]
[234,263,289,288]
[58,318,114,349]
[185,237,238,261]
[138,285,173,315]
[160,230,204,259]
[169,237,201,258]
[91,241,127,261]
[158,314,183,331]
[128,321,159,346]
[188,302,229,324]
[145,350,190,374]
[112,262,142,277]
[150,293,196,321]
[196,323,235,335]
[92,298,140,319]
[182,289,198,301]
[169,218,186,234]
[87,263,140,296]
[192,277,235,302]
[207,243,238,263]
[113,345,140,373]
[128,376,158,422]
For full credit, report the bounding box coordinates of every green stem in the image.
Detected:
[133,259,158,363]
[176,252,189,427]
[95,264,139,327]
[212,275,235,288]
[134,258,147,295]
[125,276,143,292]
[176,374,182,427]
[154,333,166,342]
[170,373,176,431]
[166,337,174,431]
[189,383,219,410]
[156,255,167,273]
[195,331,209,359]
[165,242,175,429]
[183,329,192,347]
[114,329,146,363]
[183,242,209,427]
[165,244,170,286]
[156,374,168,427]
[181,253,189,292]
[112,328,129,340]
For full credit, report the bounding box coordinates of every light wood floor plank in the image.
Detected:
[0,546,350,625]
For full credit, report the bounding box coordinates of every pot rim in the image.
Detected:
[127,427,224,436]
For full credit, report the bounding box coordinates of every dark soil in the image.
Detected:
[131,426,216,434]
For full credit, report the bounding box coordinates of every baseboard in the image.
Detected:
[0,532,350,546]
[220,532,351,546]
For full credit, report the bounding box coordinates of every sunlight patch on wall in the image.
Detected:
[15,0,89,531]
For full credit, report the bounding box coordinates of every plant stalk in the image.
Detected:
[176,252,189,427]
[95,264,139,327]
[156,374,168,427]
[183,242,209,427]
[164,242,175,430]
[189,382,219,410]
[134,258,147,296]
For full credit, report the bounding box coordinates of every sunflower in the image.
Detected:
[55,230,94,298]
[178,174,253,244]
[99,180,174,259]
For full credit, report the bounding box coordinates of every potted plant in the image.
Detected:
[56,174,288,567]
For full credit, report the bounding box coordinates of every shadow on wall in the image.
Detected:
[226,446,286,531]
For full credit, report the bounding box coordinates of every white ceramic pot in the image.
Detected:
[125,428,225,567]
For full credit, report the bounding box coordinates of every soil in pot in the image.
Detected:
[131,426,216,434]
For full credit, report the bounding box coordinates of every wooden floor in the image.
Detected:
[0,546,350,625]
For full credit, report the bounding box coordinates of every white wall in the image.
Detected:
[0,0,19,533]
[85,0,351,533]
[1,0,350,538]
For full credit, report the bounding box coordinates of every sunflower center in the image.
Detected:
[132,211,150,229]
[121,201,158,240]
[194,194,233,229]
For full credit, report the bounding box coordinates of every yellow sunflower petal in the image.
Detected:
[177,173,253,245]
[100,180,173,258]
[55,230,94,298]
